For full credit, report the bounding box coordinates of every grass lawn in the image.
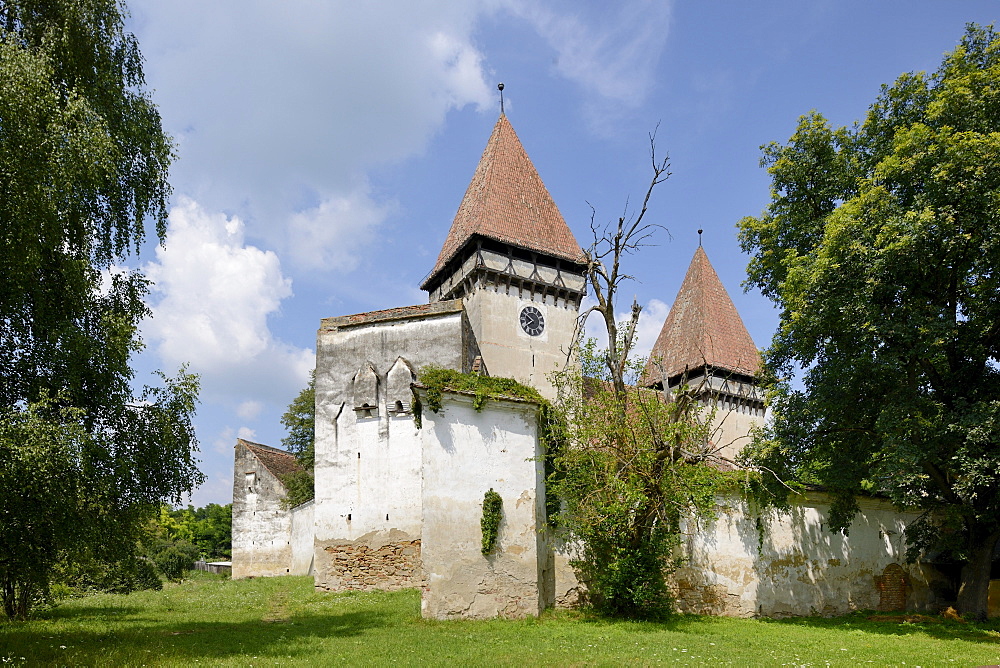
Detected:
[1,574,999,666]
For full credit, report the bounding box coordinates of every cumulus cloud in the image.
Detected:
[143,198,313,401]
[130,0,493,270]
[286,187,393,271]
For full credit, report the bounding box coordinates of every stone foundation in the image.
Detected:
[316,539,422,591]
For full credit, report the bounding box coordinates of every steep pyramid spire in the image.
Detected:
[643,246,760,386]
[421,114,583,291]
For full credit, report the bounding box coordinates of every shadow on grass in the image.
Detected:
[0,608,391,664]
[544,605,1000,645]
[758,610,1000,644]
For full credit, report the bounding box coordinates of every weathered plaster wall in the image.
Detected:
[673,492,947,617]
[419,390,548,619]
[706,403,760,463]
[232,442,293,578]
[289,500,314,575]
[313,302,469,591]
[462,287,577,402]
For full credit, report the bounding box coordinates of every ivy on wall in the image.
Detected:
[481,488,503,555]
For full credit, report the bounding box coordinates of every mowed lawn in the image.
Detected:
[1,574,998,667]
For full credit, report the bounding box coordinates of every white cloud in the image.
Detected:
[286,187,393,271]
[237,426,257,441]
[130,0,494,269]
[579,296,670,361]
[143,197,313,402]
[500,0,672,114]
[237,401,263,421]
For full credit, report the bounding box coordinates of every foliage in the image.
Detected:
[480,489,503,555]
[155,503,232,560]
[417,366,546,415]
[4,579,1000,665]
[149,540,199,582]
[548,342,726,618]
[0,0,202,618]
[279,373,315,507]
[51,550,162,598]
[738,24,1000,619]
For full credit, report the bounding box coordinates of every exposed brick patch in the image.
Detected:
[317,540,423,591]
[876,563,908,611]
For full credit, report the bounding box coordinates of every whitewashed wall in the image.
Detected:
[674,492,947,617]
[419,390,548,619]
[231,442,292,578]
[289,500,315,575]
[313,304,470,590]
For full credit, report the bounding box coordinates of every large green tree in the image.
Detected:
[739,25,1000,620]
[279,372,315,507]
[0,0,202,618]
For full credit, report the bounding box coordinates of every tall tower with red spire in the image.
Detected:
[643,245,764,461]
[421,113,587,398]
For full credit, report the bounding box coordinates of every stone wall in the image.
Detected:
[671,492,948,617]
[316,538,421,591]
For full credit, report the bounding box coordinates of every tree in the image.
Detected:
[280,372,315,507]
[0,0,202,618]
[738,24,1000,620]
[548,131,728,617]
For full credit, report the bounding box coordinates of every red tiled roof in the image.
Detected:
[422,114,584,289]
[321,299,463,331]
[642,247,760,385]
[238,439,303,481]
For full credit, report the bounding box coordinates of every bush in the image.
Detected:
[149,540,199,581]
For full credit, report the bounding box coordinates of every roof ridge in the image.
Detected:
[421,114,583,291]
[642,246,760,386]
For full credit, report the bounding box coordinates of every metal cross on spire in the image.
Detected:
[498,82,505,114]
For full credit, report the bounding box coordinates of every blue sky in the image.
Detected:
[125,1,999,506]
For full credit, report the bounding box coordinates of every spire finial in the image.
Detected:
[698,229,703,247]
[498,83,505,114]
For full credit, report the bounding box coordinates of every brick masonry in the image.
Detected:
[876,563,908,612]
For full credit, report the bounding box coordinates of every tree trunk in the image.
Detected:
[955,530,999,621]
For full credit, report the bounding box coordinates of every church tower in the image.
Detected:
[421,114,586,398]
[642,245,764,460]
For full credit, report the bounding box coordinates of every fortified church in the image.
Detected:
[233,113,956,619]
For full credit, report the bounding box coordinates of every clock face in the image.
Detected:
[519,305,545,337]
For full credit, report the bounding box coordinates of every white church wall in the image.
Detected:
[673,492,948,617]
[313,303,468,591]
[419,390,548,619]
[232,442,293,578]
[462,287,578,402]
[289,500,315,575]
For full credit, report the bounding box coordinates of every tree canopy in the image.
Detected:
[739,24,1000,619]
[279,372,315,507]
[0,0,201,618]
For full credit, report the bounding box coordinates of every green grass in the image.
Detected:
[2,573,999,666]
